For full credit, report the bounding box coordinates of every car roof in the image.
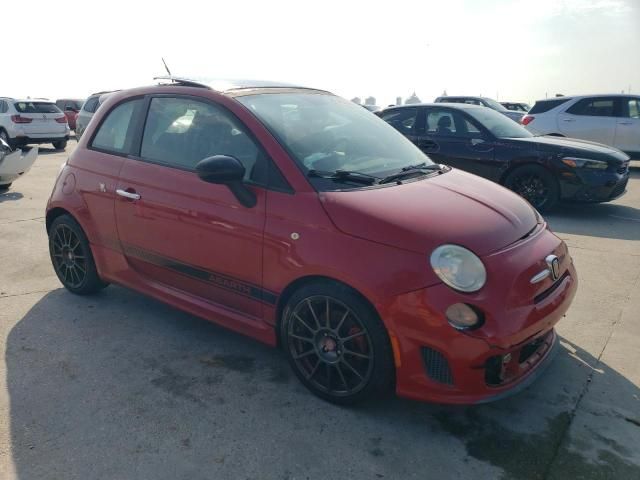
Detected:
[153,76,330,97]
[534,93,639,102]
[7,98,55,103]
[382,102,484,110]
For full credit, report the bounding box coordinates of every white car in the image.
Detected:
[76,91,114,139]
[0,138,38,191]
[434,96,524,123]
[0,98,70,150]
[522,94,640,158]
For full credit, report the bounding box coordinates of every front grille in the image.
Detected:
[421,347,454,385]
[610,178,628,199]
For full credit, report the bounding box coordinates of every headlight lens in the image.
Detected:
[561,157,608,170]
[430,245,487,292]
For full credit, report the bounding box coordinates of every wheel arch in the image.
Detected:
[498,160,558,187]
[46,207,74,233]
[274,275,383,349]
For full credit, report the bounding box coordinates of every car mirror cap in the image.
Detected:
[195,155,245,184]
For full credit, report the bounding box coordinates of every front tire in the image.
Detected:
[52,140,67,150]
[49,215,108,295]
[504,165,559,212]
[280,282,395,405]
[0,183,11,192]
[0,129,15,149]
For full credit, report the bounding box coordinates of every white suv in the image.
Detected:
[522,95,640,157]
[76,91,114,139]
[0,98,70,150]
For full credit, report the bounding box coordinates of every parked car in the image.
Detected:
[55,98,84,130]
[501,102,530,112]
[522,94,640,158]
[0,98,70,150]
[47,77,577,405]
[0,138,39,191]
[362,104,382,113]
[379,103,630,211]
[434,96,524,123]
[75,91,114,139]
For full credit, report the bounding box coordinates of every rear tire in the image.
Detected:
[280,281,395,405]
[504,165,559,212]
[49,214,109,295]
[0,183,11,192]
[52,140,67,150]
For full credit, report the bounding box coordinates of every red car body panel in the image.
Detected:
[46,84,578,404]
[65,111,78,130]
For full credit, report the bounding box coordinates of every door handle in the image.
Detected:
[116,189,141,200]
[562,118,575,122]
[618,121,632,125]
[419,140,438,150]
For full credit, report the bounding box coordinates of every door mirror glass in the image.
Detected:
[196,155,245,184]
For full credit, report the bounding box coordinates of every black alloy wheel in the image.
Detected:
[504,165,558,212]
[49,215,108,294]
[281,283,394,404]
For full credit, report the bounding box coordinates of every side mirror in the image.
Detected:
[195,155,256,208]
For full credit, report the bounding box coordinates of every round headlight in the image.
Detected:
[430,245,487,292]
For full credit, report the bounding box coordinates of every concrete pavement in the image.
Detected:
[0,141,638,479]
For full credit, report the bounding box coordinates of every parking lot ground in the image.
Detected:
[0,142,639,479]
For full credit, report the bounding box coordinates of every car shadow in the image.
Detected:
[546,170,640,242]
[6,288,640,479]
[0,191,24,203]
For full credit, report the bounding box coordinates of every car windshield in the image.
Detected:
[13,101,61,114]
[483,98,507,111]
[237,92,433,188]
[466,107,533,139]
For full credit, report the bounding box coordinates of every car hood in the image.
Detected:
[319,169,539,257]
[510,135,629,163]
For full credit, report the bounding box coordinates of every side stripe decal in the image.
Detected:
[122,244,278,306]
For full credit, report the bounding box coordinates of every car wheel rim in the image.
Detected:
[51,225,87,288]
[512,174,548,208]
[287,295,374,397]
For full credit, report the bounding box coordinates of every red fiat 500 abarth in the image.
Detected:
[46,78,577,404]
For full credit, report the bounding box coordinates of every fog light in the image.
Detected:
[445,303,483,330]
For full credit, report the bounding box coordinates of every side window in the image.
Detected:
[426,110,457,135]
[140,97,266,183]
[625,98,640,119]
[567,97,616,117]
[426,109,482,137]
[0,101,7,113]
[83,96,99,113]
[380,108,417,135]
[91,99,142,154]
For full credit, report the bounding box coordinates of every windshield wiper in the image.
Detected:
[307,169,379,185]
[378,163,443,184]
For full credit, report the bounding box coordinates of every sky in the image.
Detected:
[2,0,639,106]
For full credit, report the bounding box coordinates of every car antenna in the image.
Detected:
[161,57,172,76]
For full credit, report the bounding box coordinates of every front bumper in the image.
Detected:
[558,163,630,202]
[383,225,578,404]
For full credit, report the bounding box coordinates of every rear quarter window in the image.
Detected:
[91,99,143,154]
[83,96,99,113]
[529,99,571,114]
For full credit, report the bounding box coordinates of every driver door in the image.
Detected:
[417,107,495,177]
[114,96,268,319]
